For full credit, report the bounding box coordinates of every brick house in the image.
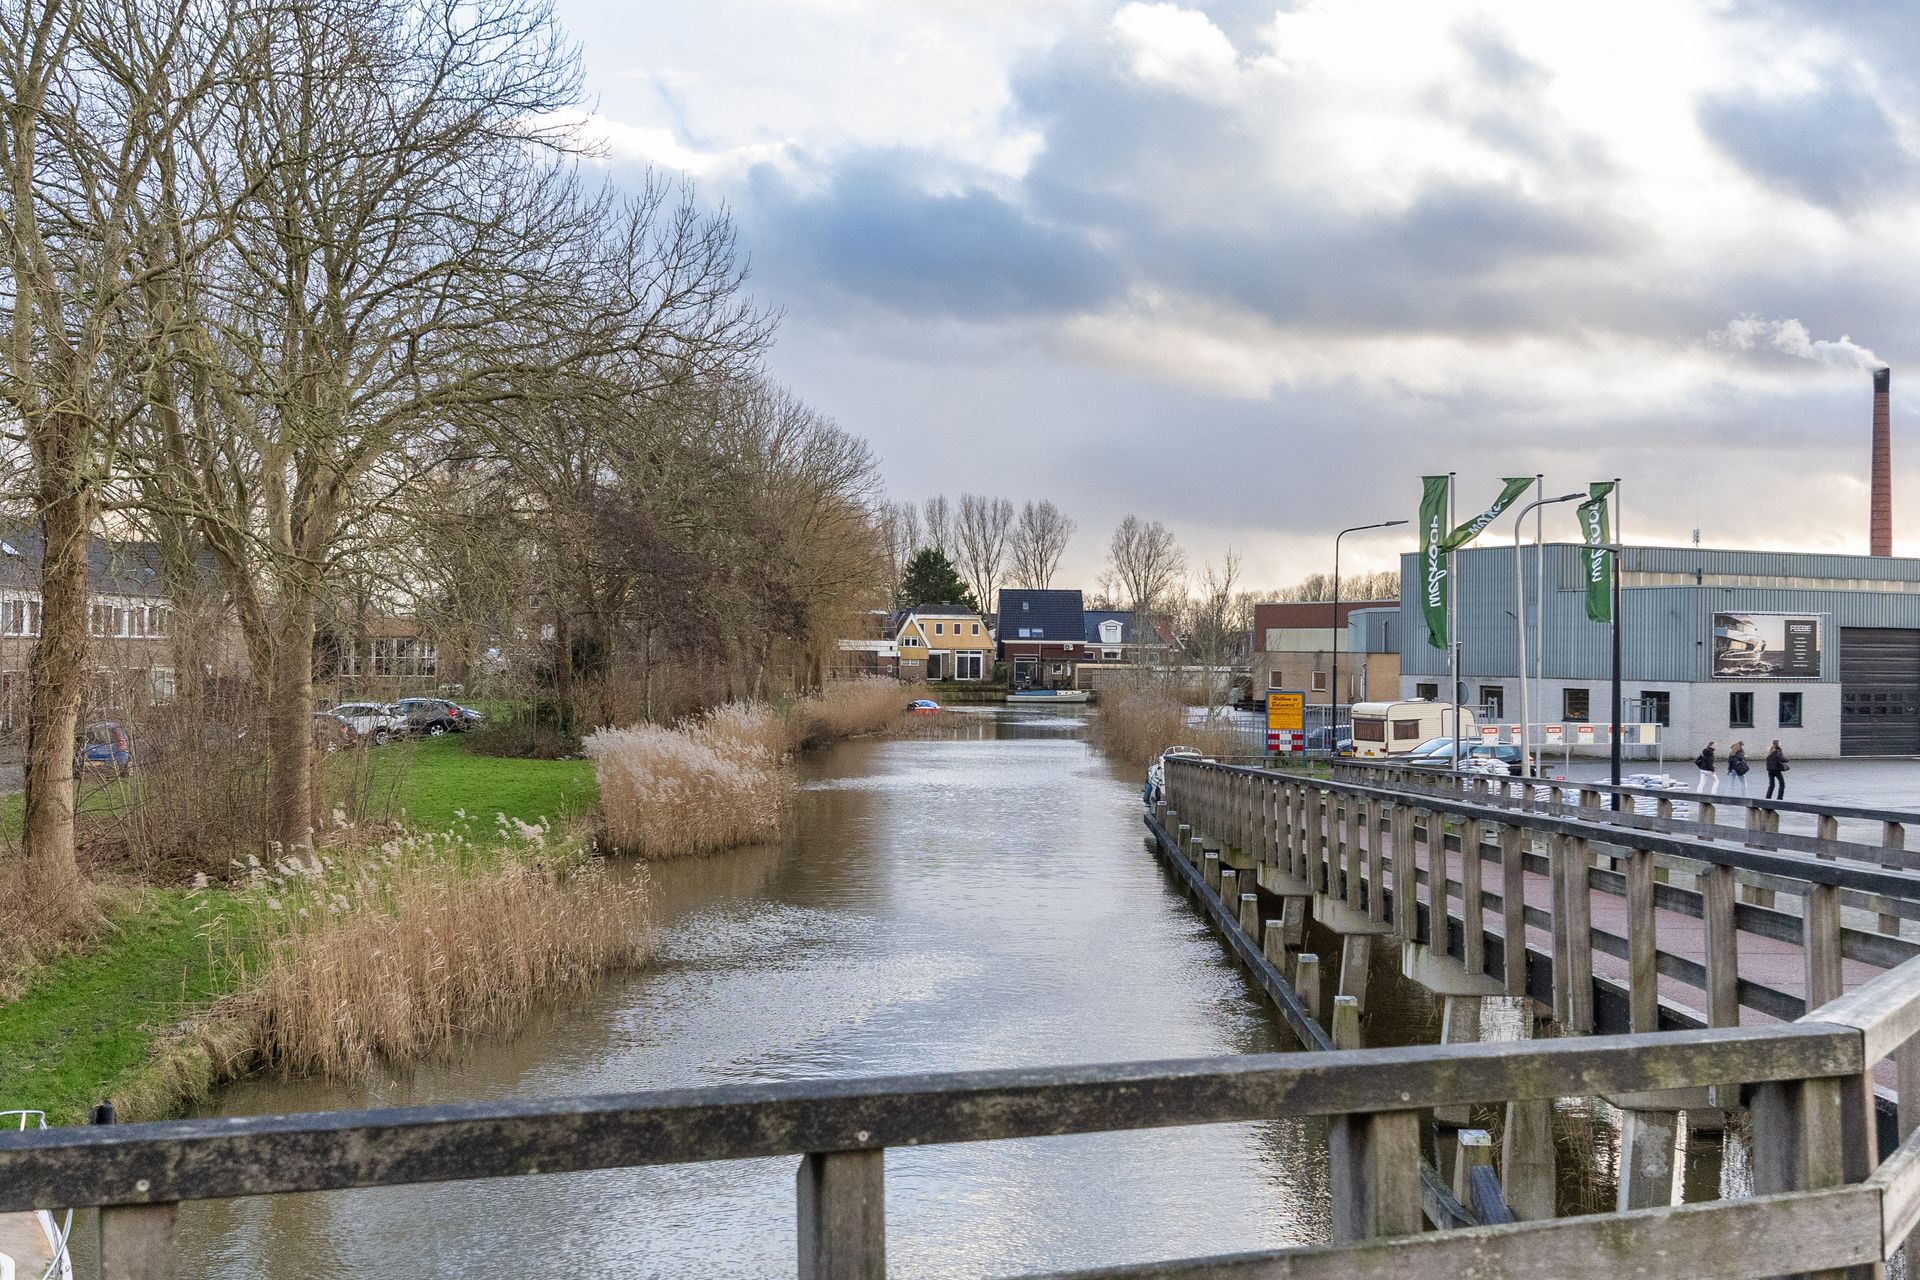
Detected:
[1250,599,1401,706]
[997,588,1085,689]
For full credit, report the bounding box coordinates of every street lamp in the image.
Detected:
[1512,493,1586,779]
[1332,520,1407,747]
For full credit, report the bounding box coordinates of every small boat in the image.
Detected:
[0,1111,72,1280]
[1005,689,1092,704]
[907,698,942,714]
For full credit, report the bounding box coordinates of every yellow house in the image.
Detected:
[895,603,993,681]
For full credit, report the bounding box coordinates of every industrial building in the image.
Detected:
[1395,543,1920,758]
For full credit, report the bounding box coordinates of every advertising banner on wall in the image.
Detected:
[1712,612,1822,679]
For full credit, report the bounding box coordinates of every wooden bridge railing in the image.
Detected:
[4,980,1920,1278]
[1163,756,1920,1038]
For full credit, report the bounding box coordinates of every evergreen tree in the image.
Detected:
[899,547,979,611]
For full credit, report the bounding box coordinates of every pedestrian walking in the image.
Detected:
[1726,741,1749,796]
[1765,740,1790,799]
[1694,740,1719,794]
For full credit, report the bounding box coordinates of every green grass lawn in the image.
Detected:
[0,736,601,1122]
[385,735,598,830]
[0,890,257,1123]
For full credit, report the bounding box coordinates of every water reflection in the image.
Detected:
[172,707,1334,1278]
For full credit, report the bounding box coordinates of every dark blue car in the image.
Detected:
[74,721,132,777]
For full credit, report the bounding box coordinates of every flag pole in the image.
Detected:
[1449,472,1460,771]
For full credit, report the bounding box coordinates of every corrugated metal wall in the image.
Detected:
[1398,544,1920,681]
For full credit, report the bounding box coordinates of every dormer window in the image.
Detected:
[1099,620,1122,644]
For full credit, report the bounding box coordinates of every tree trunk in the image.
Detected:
[267,589,316,850]
[21,486,94,904]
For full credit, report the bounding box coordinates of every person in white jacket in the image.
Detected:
[1693,741,1719,794]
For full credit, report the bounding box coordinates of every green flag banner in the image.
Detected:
[1419,475,1450,649]
[1443,476,1536,551]
[1580,481,1616,623]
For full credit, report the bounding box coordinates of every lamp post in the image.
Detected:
[1587,540,1628,809]
[1332,520,1407,747]
[1512,493,1586,778]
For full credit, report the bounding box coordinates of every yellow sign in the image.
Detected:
[1266,690,1305,733]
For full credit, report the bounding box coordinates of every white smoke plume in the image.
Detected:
[1716,315,1883,371]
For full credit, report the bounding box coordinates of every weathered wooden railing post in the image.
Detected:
[1461,817,1485,980]
[1366,798,1387,925]
[1883,821,1905,935]
[798,1150,886,1280]
[1748,1077,1855,1280]
[1562,836,1595,1032]
[1501,825,1527,996]
[99,1202,179,1280]
[1626,846,1658,1033]
[1328,1109,1423,1245]
[1805,878,1844,1010]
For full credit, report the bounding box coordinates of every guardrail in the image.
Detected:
[3,972,1920,1275]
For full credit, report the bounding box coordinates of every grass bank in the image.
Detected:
[0,733,617,1123]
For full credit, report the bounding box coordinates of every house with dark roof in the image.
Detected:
[894,601,992,681]
[996,588,1084,689]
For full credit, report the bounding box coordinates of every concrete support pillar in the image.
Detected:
[1617,1109,1681,1211]
[1338,934,1372,1011]
[1295,953,1322,1024]
[1331,995,1363,1049]
[1281,896,1308,950]
[1501,1097,1556,1222]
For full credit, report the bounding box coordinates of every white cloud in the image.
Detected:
[1110,3,1239,95]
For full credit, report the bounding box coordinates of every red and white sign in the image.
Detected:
[1543,724,1565,744]
[1507,725,1525,743]
[1576,724,1595,744]
[1268,729,1304,752]
[1480,726,1499,742]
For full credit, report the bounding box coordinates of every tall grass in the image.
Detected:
[1091,681,1245,767]
[785,678,917,748]
[586,679,916,860]
[237,820,650,1080]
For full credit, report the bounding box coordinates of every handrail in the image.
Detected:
[0,1024,1854,1213]
[1334,757,1920,827]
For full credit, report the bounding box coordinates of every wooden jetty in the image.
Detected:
[13,759,1920,1275]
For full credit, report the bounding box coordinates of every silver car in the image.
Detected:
[329,701,410,745]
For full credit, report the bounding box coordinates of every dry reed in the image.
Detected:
[1091,681,1245,767]
[235,820,650,1079]
[585,679,915,861]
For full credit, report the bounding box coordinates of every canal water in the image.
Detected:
[171,707,1352,1277]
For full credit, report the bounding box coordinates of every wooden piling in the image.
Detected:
[1328,1110,1423,1245]
[1453,1129,1494,1206]
[798,1150,886,1280]
[1238,891,1260,938]
[1502,1096,1556,1221]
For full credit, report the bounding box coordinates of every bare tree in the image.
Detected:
[921,495,954,558]
[1105,515,1186,624]
[0,0,233,901]
[879,500,920,601]
[1180,550,1242,720]
[1278,568,1398,602]
[953,494,1013,618]
[1008,500,1075,589]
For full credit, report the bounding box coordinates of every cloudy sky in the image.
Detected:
[552,0,1918,588]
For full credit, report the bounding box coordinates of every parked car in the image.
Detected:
[451,703,486,728]
[311,710,355,751]
[1305,725,1352,753]
[73,721,132,777]
[1404,741,1525,772]
[329,701,409,745]
[393,697,467,735]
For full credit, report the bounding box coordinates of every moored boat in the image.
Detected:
[0,1112,72,1280]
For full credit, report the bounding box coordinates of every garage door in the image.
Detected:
[1841,627,1920,756]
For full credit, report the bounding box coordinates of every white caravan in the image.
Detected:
[1349,700,1477,758]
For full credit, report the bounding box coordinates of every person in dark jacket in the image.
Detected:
[1765,740,1789,799]
[1693,741,1718,794]
[1726,741,1750,796]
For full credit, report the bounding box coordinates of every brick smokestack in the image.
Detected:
[1874,366,1893,556]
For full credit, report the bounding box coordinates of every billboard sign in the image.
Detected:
[1266,689,1305,752]
[1712,612,1822,680]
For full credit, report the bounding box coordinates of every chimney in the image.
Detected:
[1874,366,1893,556]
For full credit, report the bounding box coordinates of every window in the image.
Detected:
[933,622,943,635]
[1563,688,1590,720]
[1481,685,1504,719]
[146,606,168,637]
[1103,649,1120,660]
[1017,628,1031,638]
[1639,691,1671,727]
[972,623,980,635]
[1311,670,1328,692]
[1099,619,1122,643]
[1779,691,1803,728]
[149,667,177,703]
[1355,718,1386,742]
[1393,719,1424,741]
[2,598,38,637]
[1416,682,1439,700]
[1729,691,1754,728]
[955,652,983,680]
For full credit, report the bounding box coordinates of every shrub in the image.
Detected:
[1091,681,1244,767]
